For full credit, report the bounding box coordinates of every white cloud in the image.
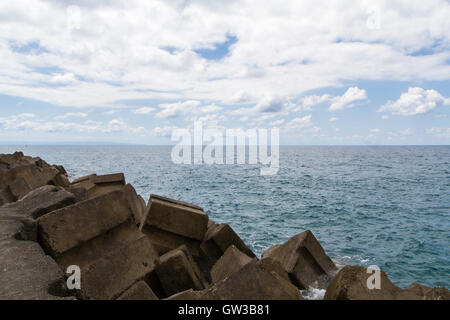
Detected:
[399,128,413,135]
[103,110,119,115]
[426,127,450,138]
[0,113,146,135]
[329,87,368,111]
[270,119,284,126]
[378,87,450,116]
[285,115,314,132]
[48,72,76,84]
[156,100,201,119]
[370,128,381,133]
[54,112,88,120]
[329,117,339,122]
[1,1,450,108]
[132,106,155,115]
[152,126,179,138]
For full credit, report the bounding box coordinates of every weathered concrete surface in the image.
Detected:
[0,239,70,300]
[262,230,337,289]
[55,221,144,270]
[141,225,202,257]
[71,173,125,199]
[0,153,69,198]
[406,282,450,300]
[123,184,146,225]
[0,208,36,241]
[93,173,125,185]
[201,223,255,260]
[117,281,159,300]
[200,260,303,300]
[156,246,206,297]
[142,195,208,240]
[65,187,88,202]
[3,185,76,219]
[324,265,450,300]
[261,257,291,282]
[210,245,253,283]
[38,189,133,257]
[81,236,159,300]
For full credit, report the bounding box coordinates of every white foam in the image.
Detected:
[300,287,326,300]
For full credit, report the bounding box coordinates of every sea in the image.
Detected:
[1,145,449,295]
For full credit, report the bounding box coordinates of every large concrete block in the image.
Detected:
[142,225,202,257]
[81,236,159,300]
[38,189,133,257]
[210,245,253,283]
[155,246,206,297]
[122,183,145,225]
[117,281,159,300]
[324,265,450,300]
[0,239,70,300]
[55,221,144,270]
[262,230,337,289]
[142,195,208,241]
[0,208,36,242]
[3,185,76,219]
[200,260,303,300]
[71,173,125,199]
[93,173,125,185]
[201,223,255,261]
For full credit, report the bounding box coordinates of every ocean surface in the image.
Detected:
[1,145,449,290]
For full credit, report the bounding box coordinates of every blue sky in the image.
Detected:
[0,0,449,145]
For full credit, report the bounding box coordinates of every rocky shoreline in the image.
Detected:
[0,151,448,300]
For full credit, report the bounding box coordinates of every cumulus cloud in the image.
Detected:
[54,112,88,120]
[284,115,314,132]
[156,100,201,119]
[329,117,339,122]
[0,113,146,135]
[426,127,450,138]
[1,1,450,109]
[378,87,450,116]
[132,107,155,115]
[329,87,368,111]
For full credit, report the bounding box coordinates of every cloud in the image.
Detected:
[329,87,368,111]
[370,128,381,133]
[378,87,450,116]
[0,113,146,135]
[54,112,88,120]
[103,110,119,115]
[156,100,201,119]
[2,1,450,109]
[230,95,290,117]
[399,128,413,135]
[48,72,77,84]
[426,127,450,138]
[284,115,314,132]
[152,126,179,138]
[270,119,284,126]
[132,106,155,115]
[329,117,339,122]
[293,94,332,112]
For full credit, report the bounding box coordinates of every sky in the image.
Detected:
[0,0,449,145]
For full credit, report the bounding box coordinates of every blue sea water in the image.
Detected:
[1,145,449,289]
